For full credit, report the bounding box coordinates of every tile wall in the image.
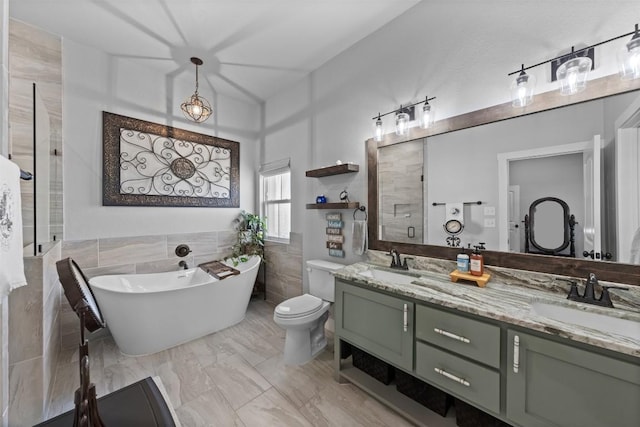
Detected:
[263,232,303,305]
[8,19,63,246]
[8,242,61,426]
[60,230,238,349]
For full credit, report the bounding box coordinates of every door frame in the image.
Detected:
[614,94,640,263]
[497,141,592,252]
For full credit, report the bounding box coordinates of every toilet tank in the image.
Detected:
[306,259,345,302]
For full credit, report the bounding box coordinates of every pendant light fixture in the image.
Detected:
[619,24,640,80]
[374,113,383,141]
[420,96,435,129]
[556,47,592,95]
[181,57,212,123]
[510,64,536,107]
[395,105,410,136]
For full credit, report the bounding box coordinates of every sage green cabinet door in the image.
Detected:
[335,280,414,371]
[506,330,640,427]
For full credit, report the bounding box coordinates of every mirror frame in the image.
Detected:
[367,73,640,285]
[526,197,573,255]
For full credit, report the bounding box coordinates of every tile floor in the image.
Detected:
[46,299,457,426]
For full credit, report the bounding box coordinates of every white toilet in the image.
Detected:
[273,259,345,365]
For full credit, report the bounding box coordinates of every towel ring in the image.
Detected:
[353,206,367,221]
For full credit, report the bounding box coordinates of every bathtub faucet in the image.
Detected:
[175,244,192,257]
[178,260,188,270]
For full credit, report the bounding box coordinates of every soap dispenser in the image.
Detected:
[470,244,484,277]
[457,250,470,273]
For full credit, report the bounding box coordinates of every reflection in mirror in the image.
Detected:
[524,197,575,257]
[378,139,424,243]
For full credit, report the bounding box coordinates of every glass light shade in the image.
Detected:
[181,94,212,123]
[618,35,640,80]
[556,56,592,96]
[374,116,383,141]
[421,103,434,129]
[395,110,410,136]
[510,71,536,107]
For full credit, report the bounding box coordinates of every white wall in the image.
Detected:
[262,1,639,273]
[63,39,261,240]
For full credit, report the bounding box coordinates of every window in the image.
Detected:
[260,159,291,243]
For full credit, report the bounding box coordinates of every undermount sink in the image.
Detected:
[529,301,640,341]
[358,268,417,286]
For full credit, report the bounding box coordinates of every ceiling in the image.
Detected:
[9,0,421,103]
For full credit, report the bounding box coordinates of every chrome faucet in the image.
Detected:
[559,273,629,308]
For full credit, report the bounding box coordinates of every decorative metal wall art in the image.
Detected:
[103,112,239,207]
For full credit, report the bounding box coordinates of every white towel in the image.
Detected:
[630,227,640,265]
[352,220,367,256]
[0,155,27,296]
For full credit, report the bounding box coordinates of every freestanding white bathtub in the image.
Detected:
[88,256,261,356]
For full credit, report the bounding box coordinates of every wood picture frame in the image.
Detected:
[103,111,239,207]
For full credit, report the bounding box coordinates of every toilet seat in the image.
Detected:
[275,294,324,319]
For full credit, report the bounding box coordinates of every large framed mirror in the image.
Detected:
[368,73,640,285]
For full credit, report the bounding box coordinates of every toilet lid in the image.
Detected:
[275,294,324,318]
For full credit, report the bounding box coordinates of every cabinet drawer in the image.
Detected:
[416,304,500,368]
[416,341,500,414]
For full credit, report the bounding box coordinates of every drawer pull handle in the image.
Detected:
[513,335,520,373]
[434,368,470,387]
[433,328,470,343]
[403,304,408,332]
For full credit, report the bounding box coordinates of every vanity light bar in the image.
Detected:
[509,23,640,105]
[372,96,436,140]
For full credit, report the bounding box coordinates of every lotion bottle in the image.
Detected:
[470,245,484,276]
[457,252,470,273]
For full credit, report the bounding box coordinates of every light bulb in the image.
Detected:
[421,103,433,129]
[510,68,535,107]
[619,28,640,80]
[395,110,409,136]
[557,55,591,96]
[374,115,383,141]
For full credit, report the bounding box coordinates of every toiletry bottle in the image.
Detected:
[457,251,470,273]
[470,245,484,276]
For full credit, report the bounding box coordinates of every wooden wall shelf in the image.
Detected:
[306,202,360,210]
[306,163,359,177]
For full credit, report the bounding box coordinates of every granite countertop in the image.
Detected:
[334,262,640,358]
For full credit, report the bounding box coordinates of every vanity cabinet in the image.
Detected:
[335,279,414,371]
[506,329,640,427]
[335,277,640,427]
[415,304,502,414]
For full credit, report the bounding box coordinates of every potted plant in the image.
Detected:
[228,210,266,265]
